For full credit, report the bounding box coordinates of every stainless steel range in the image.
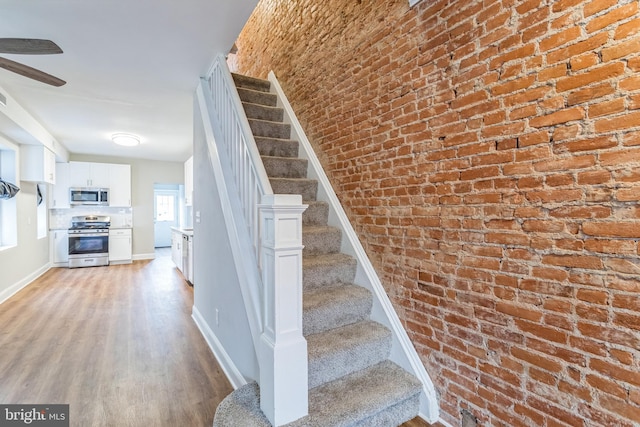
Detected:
[68,215,110,268]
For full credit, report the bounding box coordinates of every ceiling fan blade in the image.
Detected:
[0,38,63,55]
[0,57,66,87]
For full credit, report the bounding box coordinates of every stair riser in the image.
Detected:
[255,137,299,158]
[303,228,342,255]
[262,157,308,179]
[303,260,357,290]
[243,103,284,122]
[354,394,421,427]
[308,328,392,389]
[270,178,318,201]
[237,87,277,107]
[249,119,291,139]
[303,201,329,226]
[232,73,271,92]
[304,290,372,336]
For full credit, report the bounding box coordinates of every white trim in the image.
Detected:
[268,71,440,423]
[408,0,422,6]
[133,253,155,261]
[0,263,50,305]
[192,305,247,389]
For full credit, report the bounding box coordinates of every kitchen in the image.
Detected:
[0,150,194,303]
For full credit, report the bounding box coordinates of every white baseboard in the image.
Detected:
[192,305,247,390]
[0,262,50,305]
[132,253,155,261]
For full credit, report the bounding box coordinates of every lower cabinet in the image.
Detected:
[109,229,132,264]
[52,230,69,265]
[171,230,182,269]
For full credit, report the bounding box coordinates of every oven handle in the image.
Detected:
[68,232,109,238]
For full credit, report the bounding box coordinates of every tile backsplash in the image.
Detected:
[50,207,133,229]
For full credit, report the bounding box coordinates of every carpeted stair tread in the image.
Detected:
[237,87,277,107]
[303,284,372,336]
[213,361,422,427]
[303,225,342,255]
[307,320,392,389]
[232,73,271,92]
[288,360,422,427]
[249,118,292,139]
[242,101,285,122]
[270,177,318,201]
[255,136,299,158]
[303,253,357,289]
[262,155,308,179]
[303,200,329,226]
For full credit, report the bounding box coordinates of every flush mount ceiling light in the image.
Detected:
[112,133,140,147]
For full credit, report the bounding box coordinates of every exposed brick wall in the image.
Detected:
[234,0,640,425]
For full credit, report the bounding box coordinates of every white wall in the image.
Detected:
[192,98,258,383]
[70,154,183,259]
[0,138,50,303]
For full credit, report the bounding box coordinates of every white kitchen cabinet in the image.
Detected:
[20,145,56,184]
[69,161,110,188]
[52,229,69,265]
[109,228,132,263]
[171,230,182,269]
[109,164,132,207]
[59,161,131,207]
[51,163,70,208]
[184,156,193,206]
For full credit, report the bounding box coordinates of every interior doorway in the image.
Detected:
[153,184,180,248]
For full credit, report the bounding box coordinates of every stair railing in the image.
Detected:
[201,54,308,426]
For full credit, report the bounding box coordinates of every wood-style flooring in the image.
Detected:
[0,250,436,427]
[0,250,232,426]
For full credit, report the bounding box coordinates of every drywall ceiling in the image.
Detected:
[0,0,257,162]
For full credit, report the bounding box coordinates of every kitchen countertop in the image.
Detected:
[171,226,193,237]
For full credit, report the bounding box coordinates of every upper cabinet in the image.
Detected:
[109,163,132,207]
[20,145,56,184]
[51,161,132,208]
[185,156,193,206]
[51,163,70,208]
[69,161,110,188]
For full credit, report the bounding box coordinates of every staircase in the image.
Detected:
[212,74,422,427]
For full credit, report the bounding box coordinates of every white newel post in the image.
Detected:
[258,194,309,426]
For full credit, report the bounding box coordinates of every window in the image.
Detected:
[155,194,176,222]
[0,144,18,249]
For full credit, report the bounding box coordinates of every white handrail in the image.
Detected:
[205,54,273,258]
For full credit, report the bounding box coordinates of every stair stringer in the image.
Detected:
[267,71,440,424]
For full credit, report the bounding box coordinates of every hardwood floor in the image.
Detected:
[0,250,435,427]
[0,251,232,426]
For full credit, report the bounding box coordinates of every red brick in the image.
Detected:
[540,27,581,52]
[556,62,625,92]
[583,221,640,238]
[615,17,640,40]
[586,2,638,33]
[546,32,609,63]
[584,0,617,17]
[529,107,584,128]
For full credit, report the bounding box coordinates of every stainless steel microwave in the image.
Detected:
[69,187,109,206]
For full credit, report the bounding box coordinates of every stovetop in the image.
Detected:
[69,215,111,231]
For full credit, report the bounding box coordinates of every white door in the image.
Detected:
[154,190,178,247]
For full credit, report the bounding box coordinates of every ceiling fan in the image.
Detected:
[0,38,66,87]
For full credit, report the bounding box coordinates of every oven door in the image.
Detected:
[69,232,109,256]
[68,232,109,268]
